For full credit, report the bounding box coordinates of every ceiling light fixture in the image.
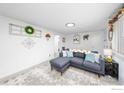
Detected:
[65,23,75,27]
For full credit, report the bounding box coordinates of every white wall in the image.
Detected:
[0,15,63,79]
[64,31,105,54]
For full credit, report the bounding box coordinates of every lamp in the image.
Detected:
[104,48,112,63]
[104,48,112,56]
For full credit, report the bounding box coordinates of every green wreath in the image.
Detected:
[25,26,34,35]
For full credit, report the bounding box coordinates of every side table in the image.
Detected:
[105,60,119,79]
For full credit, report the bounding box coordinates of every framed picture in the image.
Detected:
[62,37,66,43]
[73,34,80,44]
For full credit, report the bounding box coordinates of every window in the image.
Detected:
[112,14,124,55]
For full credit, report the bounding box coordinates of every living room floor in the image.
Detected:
[0,61,120,85]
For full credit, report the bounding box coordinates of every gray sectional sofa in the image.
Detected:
[50,52,105,77]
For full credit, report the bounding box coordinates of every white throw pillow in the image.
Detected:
[62,51,67,57]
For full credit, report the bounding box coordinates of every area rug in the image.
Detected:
[0,61,120,85]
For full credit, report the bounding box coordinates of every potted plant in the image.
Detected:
[45,33,51,40]
[25,26,34,35]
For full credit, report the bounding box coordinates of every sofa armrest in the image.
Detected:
[99,58,105,75]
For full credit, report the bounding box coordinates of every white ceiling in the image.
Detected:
[0,3,122,34]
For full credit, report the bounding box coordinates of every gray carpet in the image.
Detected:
[0,61,120,85]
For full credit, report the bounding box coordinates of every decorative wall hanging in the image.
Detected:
[107,6,124,41]
[109,6,124,24]
[22,38,36,49]
[9,23,42,38]
[45,33,51,40]
[25,26,34,35]
[108,23,113,41]
[83,34,89,40]
[107,6,124,48]
[73,34,80,44]
[62,37,66,43]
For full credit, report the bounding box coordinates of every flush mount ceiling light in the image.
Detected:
[65,23,75,27]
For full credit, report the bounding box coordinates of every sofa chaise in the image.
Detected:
[50,52,105,77]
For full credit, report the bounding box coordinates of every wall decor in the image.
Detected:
[45,33,51,40]
[73,34,80,44]
[107,6,124,48]
[108,6,124,26]
[9,23,42,38]
[83,34,89,40]
[62,37,66,43]
[25,26,34,35]
[107,6,124,41]
[22,38,36,49]
[108,30,113,41]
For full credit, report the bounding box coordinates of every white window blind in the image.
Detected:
[112,14,124,55]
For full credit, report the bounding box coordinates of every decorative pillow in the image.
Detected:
[73,52,85,59]
[67,51,73,57]
[94,54,100,64]
[91,51,99,54]
[62,51,67,57]
[66,48,70,51]
[85,53,95,63]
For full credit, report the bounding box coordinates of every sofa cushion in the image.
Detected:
[73,52,85,59]
[83,61,101,71]
[85,53,95,63]
[62,51,68,57]
[50,57,70,68]
[70,57,84,65]
[67,51,73,57]
[94,54,100,64]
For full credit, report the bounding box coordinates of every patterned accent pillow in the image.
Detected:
[85,53,95,63]
[73,52,85,59]
[66,51,73,57]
